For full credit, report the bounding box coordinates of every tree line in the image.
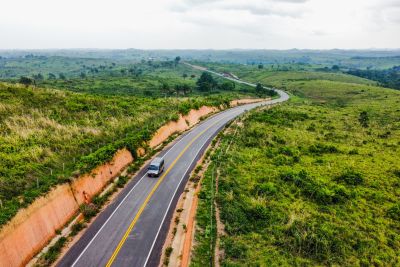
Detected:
[347,66,400,90]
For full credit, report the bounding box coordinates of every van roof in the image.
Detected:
[151,157,164,165]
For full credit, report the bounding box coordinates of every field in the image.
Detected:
[0,57,255,97]
[0,80,245,228]
[192,68,400,266]
[2,49,399,68]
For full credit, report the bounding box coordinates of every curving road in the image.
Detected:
[57,68,289,267]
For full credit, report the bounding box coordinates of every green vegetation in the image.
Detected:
[0,81,241,228]
[192,67,400,266]
[35,236,67,266]
[0,57,254,97]
[347,66,400,90]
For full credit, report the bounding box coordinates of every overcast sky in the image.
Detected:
[1,0,399,49]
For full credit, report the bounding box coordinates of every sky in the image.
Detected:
[0,0,399,49]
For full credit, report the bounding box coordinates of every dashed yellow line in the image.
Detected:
[105,118,222,267]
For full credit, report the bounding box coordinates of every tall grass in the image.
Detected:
[192,69,400,266]
[0,82,236,227]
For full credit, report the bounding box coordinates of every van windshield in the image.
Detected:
[149,165,159,171]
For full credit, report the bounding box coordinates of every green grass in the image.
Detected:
[192,69,400,266]
[0,57,255,97]
[0,81,240,228]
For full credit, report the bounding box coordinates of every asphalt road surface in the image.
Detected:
[57,72,289,267]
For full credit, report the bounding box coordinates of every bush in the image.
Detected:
[80,203,98,220]
[309,143,339,154]
[285,220,346,262]
[336,170,364,185]
[223,237,248,260]
[42,236,67,263]
[254,182,277,196]
[387,203,400,221]
[170,113,180,122]
[70,222,85,236]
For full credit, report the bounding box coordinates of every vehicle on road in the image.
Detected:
[147,157,165,177]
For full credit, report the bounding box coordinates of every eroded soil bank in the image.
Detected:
[0,100,264,267]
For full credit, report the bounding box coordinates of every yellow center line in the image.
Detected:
[105,117,224,267]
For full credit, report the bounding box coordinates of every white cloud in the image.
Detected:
[0,0,398,49]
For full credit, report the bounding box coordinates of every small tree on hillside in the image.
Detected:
[256,83,264,94]
[19,76,34,87]
[182,84,191,95]
[160,83,171,97]
[174,56,181,66]
[219,81,235,91]
[197,72,216,92]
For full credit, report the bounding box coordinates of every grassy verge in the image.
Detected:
[0,82,238,228]
[192,72,400,266]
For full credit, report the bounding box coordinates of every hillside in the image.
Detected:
[0,82,237,228]
[192,70,400,266]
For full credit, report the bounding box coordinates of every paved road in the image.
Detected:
[57,69,289,267]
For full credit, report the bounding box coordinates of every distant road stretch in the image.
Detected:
[57,65,289,267]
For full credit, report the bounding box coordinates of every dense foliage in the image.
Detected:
[193,68,400,266]
[0,57,255,97]
[0,82,238,227]
[1,49,400,68]
[347,66,400,90]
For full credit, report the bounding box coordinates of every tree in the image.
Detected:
[19,76,34,87]
[359,111,369,128]
[190,74,196,79]
[256,83,264,94]
[160,83,171,96]
[258,64,264,69]
[182,73,188,79]
[219,81,235,91]
[182,84,191,95]
[332,65,340,71]
[48,73,56,80]
[59,73,66,80]
[33,73,44,81]
[174,56,181,66]
[174,84,183,95]
[196,72,216,92]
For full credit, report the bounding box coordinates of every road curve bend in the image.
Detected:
[57,69,289,267]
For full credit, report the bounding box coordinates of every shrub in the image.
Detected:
[387,203,400,221]
[285,220,345,262]
[359,111,369,128]
[223,238,248,260]
[70,222,85,236]
[309,143,339,154]
[170,113,180,122]
[80,203,98,220]
[254,182,277,196]
[336,170,364,185]
[43,236,67,263]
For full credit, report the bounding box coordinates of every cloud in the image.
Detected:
[311,30,328,36]
[224,4,306,18]
[171,0,308,18]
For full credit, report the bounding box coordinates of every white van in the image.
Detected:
[147,157,165,177]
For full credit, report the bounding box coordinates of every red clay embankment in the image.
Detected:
[0,149,133,267]
[150,106,217,148]
[0,100,264,267]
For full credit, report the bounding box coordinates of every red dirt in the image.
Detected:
[149,106,217,148]
[0,149,133,267]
